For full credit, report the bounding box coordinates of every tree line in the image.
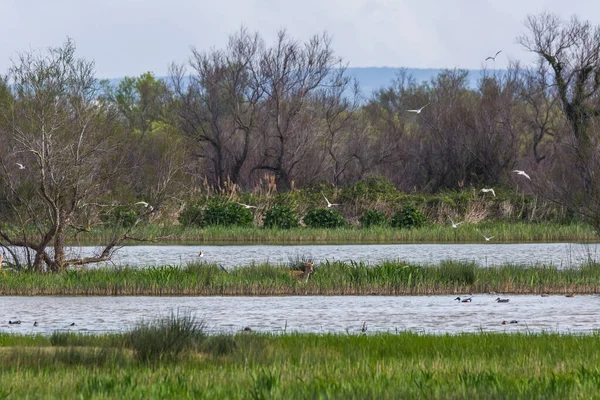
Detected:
[1,12,600,270]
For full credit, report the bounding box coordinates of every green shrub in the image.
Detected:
[303,208,347,228]
[390,204,427,229]
[359,210,388,228]
[203,202,253,227]
[347,176,398,200]
[127,311,206,362]
[179,201,254,227]
[178,202,204,227]
[99,206,138,228]
[263,205,299,229]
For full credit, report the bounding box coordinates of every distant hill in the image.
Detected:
[106,67,490,97]
[345,67,488,96]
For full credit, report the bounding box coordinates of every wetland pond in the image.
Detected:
[52,242,600,269]
[2,294,599,335]
[3,242,600,336]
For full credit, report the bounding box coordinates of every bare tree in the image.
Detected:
[171,28,263,188]
[252,30,343,191]
[519,62,562,163]
[0,39,153,272]
[519,13,600,233]
[519,12,600,144]
[319,71,361,185]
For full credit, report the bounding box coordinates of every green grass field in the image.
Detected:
[1,327,600,399]
[2,260,600,296]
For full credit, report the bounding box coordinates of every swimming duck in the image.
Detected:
[33,321,38,327]
[541,293,550,297]
[510,320,518,324]
[495,297,509,303]
[454,297,472,303]
[8,320,21,325]
[566,293,575,298]
[243,327,252,332]
[69,322,76,326]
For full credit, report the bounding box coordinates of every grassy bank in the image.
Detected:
[2,260,600,296]
[74,222,597,245]
[2,327,600,399]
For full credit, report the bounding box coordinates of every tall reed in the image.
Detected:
[1,260,600,295]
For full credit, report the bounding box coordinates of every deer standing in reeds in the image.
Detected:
[289,262,314,283]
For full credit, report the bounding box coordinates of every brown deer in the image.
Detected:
[288,262,314,283]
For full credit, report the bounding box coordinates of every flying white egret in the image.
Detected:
[485,50,502,61]
[480,188,496,197]
[476,229,495,241]
[406,103,430,114]
[448,216,463,228]
[323,194,341,208]
[235,202,257,209]
[512,170,531,180]
[16,163,25,170]
[135,201,149,207]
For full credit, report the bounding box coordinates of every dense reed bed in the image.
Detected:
[2,260,600,296]
[2,325,600,399]
[71,222,597,245]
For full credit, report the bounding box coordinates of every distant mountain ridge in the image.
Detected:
[345,67,488,95]
[106,67,490,96]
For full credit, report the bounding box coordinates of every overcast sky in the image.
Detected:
[1,0,599,79]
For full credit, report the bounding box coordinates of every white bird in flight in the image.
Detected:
[235,202,257,209]
[448,217,463,228]
[323,194,341,208]
[485,50,502,61]
[135,201,149,207]
[406,103,430,114]
[476,229,495,241]
[512,170,531,180]
[16,163,25,170]
[480,188,496,197]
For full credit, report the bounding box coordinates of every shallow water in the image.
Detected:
[47,242,600,268]
[2,295,599,335]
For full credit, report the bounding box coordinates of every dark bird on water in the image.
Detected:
[454,297,472,303]
[8,320,21,325]
[495,297,509,303]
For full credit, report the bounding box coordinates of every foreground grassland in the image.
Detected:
[2,260,600,295]
[79,222,597,244]
[1,330,600,399]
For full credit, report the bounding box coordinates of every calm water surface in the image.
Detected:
[55,242,600,268]
[1,295,598,335]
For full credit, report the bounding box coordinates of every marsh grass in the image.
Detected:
[1,260,600,295]
[3,330,600,398]
[127,310,206,362]
[73,222,597,245]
